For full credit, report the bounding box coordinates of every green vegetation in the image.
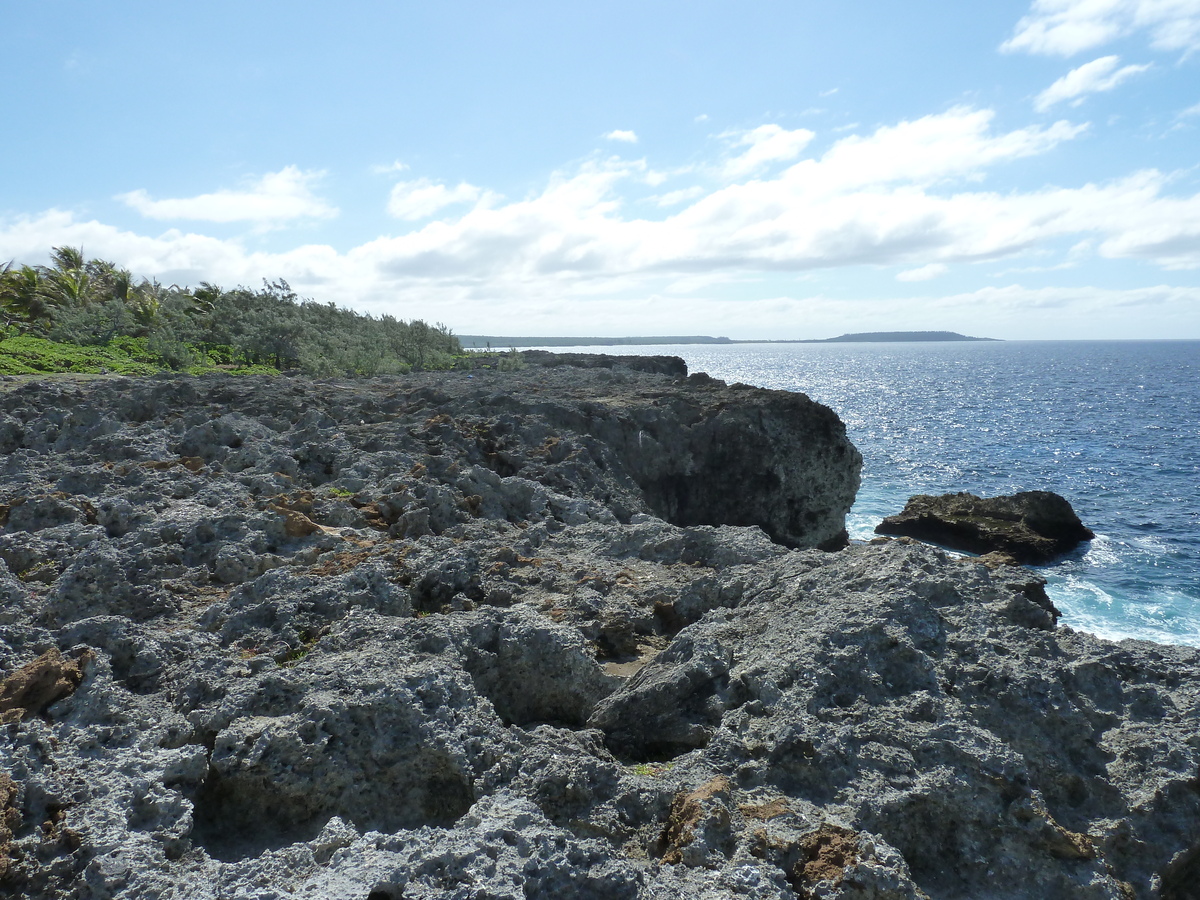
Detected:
[1,247,461,376]
[0,334,162,376]
[631,761,675,777]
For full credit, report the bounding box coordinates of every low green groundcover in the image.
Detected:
[0,335,280,377]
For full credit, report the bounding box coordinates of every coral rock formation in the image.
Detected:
[0,363,1195,899]
[874,490,1095,564]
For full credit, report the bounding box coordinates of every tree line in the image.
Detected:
[0,247,461,374]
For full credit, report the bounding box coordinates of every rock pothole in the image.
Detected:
[460,608,618,728]
[191,734,476,861]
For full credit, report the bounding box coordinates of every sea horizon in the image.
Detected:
[517,339,1200,649]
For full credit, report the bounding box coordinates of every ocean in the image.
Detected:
[534,340,1200,648]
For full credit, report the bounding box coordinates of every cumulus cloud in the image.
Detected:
[386,179,485,220]
[0,208,291,288]
[603,129,638,143]
[721,125,815,178]
[897,263,949,281]
[116,166,337,225]
[919,283,1200,338]
[651,186,706,207]
[1035,55,1152,110]
[7,106,1200,337]
[1003,0,1200,56]
[781,107,1085,194]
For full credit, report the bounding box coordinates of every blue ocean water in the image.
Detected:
[540,341,1200,647]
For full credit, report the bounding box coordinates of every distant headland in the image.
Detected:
[807,331,998,343]
[458,330,996,348]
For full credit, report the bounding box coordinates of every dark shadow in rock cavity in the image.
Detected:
[190,768,328,862]
[588,634,737,762]
[190,750,475,862]
[460,614,616,729]
[1162,842,1200,900]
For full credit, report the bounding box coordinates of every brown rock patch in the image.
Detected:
[790,824,860,897]
[0,649,94,724]
[739,798,791,821]
[658,775,732,865]
[270,505,323,538]
[0,772,19,880]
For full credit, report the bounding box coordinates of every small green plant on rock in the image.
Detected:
[632,762,674,777]
[279,630,322,667]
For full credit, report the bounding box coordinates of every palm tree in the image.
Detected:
[38,245,94,311]
[191,282,223,314]
[0,262,52,326]
[50,245,85,273]
[126,278,162,332]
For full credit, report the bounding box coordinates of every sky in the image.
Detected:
[2,1,1200,340]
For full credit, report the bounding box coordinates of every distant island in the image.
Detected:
[460,331,995,348]
[807,331,997,343]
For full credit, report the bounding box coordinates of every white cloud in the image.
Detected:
[919,283,1200,338]
[8,107,1200,338]
[116,166,337,225]
[721,124,816,178]
[1034,55,1152,110]
[603,130,638,143]
[897,263,948,281]
[1180,101,1200,117]
[694,114,709,123]
[0,208,283,288]
[1003,0,1200,56]
[387,179,484,220]
[651,186,706,207]
[780,107,1085,193]
[371,160,410,174]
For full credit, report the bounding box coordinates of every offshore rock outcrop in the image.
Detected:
[0,362,1197,900]
[874,491,1095,564]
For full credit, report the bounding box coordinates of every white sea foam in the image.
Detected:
[1079,533,1122,568]
[1049,576,1200,647]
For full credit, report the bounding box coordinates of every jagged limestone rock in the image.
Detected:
[0,365,1194,899]
[875,491,1094,564]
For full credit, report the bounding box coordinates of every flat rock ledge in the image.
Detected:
[1,363,1197,900]
[874,491,1095,565]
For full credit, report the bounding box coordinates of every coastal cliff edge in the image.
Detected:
[0,361,1196,899]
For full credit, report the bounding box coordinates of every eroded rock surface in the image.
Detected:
[874,491,1095,564]
[0,364,1195,900]
[0,647,93,724]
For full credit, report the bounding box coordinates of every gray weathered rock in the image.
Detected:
[591,539,1199,899]
[0,365,1195,899]
[874,491,1094,564]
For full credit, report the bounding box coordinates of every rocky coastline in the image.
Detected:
[874,491,1096,565]
[0,359,1197,899]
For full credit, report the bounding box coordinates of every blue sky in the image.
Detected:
[3,1,1200,340]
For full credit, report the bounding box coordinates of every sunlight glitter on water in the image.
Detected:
[531,341,1200,647]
